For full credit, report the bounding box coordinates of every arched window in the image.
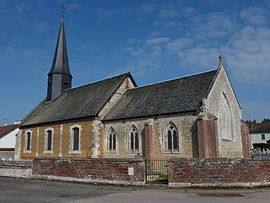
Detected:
[107,127,117,152]
[163,123,179,153]
[25,131,31,151]
[219,93,234,140]
[69,124,82,153]
[45,129,53,152]
[72,127,79,151]
[128,125,139,153]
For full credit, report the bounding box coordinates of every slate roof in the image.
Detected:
[20,73,133,127]
[0,124,18,139]
[250,121,270,133]
[104,69,218,121]
[48,17,71,76]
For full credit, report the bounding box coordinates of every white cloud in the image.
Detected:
[181,7,198,18]
[223,26,270,85]
[189,12,238,38]
[122,4,270,88]
[150,32,162,37]
[136,4,157,16]
[126,38,142,44]
[166,38,192,52]
[179,47,220,69]
[153,20,181,27]
[158,9,178,19]
[240,7,268,25]
[145,37,171,45]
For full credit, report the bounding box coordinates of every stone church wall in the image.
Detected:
[206,67,243,158]
[103,112,198,159]
[19,118,95,160]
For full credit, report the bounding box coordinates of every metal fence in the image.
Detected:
[145,159,168,184]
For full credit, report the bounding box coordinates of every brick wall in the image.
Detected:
[32,158,145,185]
[241,121,251,158]
[168,158,270,188]
[143,124,153,160]
[197,119,218,158]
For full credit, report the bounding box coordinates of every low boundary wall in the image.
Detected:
[2,158,270,188]
[168,158,270,188]
[32,157,145,185]
[0,161,32,178]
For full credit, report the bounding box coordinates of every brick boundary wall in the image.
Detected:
[168,158,270,188]
[241,121,251,158]
[32,158,145,185]
[197,119,218,158]
[0,161,32,178]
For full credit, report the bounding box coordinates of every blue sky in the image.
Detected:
[0,0,270,125]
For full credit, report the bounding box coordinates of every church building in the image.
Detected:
[16,17,250,161]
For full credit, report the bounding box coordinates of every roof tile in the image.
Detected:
[20,73,131,127]
[104,69,217,121]
[0,124,18,138]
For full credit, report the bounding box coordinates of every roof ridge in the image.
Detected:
[20,98,47,127]
[126,69,217,92]
[205,67,221,98]
[0,124,18,137]
[0,124,18,128]
[66,72,130,92]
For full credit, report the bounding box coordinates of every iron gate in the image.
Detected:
[145,159,168,184]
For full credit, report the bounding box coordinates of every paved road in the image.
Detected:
[0,177,270,203]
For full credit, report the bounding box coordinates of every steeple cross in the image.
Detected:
[60,3,66,18]
[219,54,223,65]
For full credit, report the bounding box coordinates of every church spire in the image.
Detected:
[48,16,71,76]
[47,11,72,101]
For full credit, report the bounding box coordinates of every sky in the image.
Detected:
[0,0,270,125]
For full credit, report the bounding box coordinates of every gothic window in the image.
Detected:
[163,123,179,153]
[107,127,117,152]
[25,131,31,151]
[72,127,79,151]
[128,125,139,153]
[219,93,234,140]
[45,129,53,152]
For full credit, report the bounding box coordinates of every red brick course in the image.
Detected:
[241,121,251,158]
[32,158,145,184]
[143,124,153,160]
[197,120,219,158]
[168,158,270,187]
